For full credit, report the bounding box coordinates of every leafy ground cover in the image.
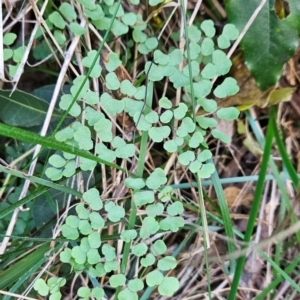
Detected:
[0,0,300,299]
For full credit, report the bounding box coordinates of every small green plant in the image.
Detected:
[37,1,241,299]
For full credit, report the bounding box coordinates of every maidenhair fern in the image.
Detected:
[32,0,242,299]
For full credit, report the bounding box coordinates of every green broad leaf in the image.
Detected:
[115,144,135,158]
[62,160,76,177]
[78,219,93,235]
[77,0,96,10]
[122,12,137,26]
[226,0,300,90]
[59,94,81,117]
[145,37,158,50]
[133,29,147,43]
[145,111,159,123]
[4,48,13,60]
[89,211,105,229]
[60,248,72,263]
[104,260,119,272]
[188,25,201,42]
[87,248,101,264]
[198,163,215,178]
[76,203,90,219]
[128,278,144,292]
[54,30,66,45]
[196,116,217,129]
[95,143,116,163]
[214,77,239,98]
[134,85,146,100]
[55,127,74,141]
[70,22,87,36]
[91,287,105,299]
[71,75,89,98]
[77,287,90,298]
[120,229,138,242]
[188,80,213,98]
[80,237,90,252]
[105,202,125,222]
[83,188,103,210]
[185,42,201,59]
[173,103,188,119]
[3,32,17,46]
[201,63,217,79]
[146,270,164,287]
[217,107,240,120]
[105,72,121,90]
[159,216,185,232]
[102,244,116,261]
[65,215,80,228]
[189,131,204,148]
[189,160,202,173]
[157,186,173,202]
[154,50,170,65]
[111,19,128,36]
[109,3,124,16]
[132,241,148,256]
[222,23,239,40]
[120,80,137,96]
[211,128,230,143]
[150,239,167,256]
[169,69,190,88]
[88,231,101,248]
[159,97,172,109]
[124,97,144,116]
[160,110,173,124]
[167,202,184,216]
[49,11,66,29]
[105,52,122,72]
[109,274,126,288]
[140,216,160,239]
[84,90,99,105]
[0,89,66,127]
[84,5,104,20]
[149,126,171,142]
[133,113,152,131]
[146,168,167,189]
[100,92,124,116]
[134,190,155,206]
[49,154,66,168]
[124,178,145,190]
[200,37,214,56]
[59,3,77,21]
[34,278,49,296]
[13,46,25,63]
[217,35,230,49]
[45,167,63,181]
[164,140,178,153]
[85,107,104,126]
[197,149,213,162]
[82,50,101,78]
[146,203,164,217]
[178,151,195,166]
[212,50,232,75]
[158,256,177,271]
[94,118,113,142]
[141,253,156,267]
[61,224,79,239]
[200,20,216,38]
[158,277,179,296]
[197,98,217,113]
[168,49,183,66]
[145,61,164,81]
[118,288,138,300]
[182,60,200,78]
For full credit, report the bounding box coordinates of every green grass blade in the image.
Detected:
[0,243,51,290]
[209,158,236,274]
[228,109,274,300]
[0,122,127,173]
